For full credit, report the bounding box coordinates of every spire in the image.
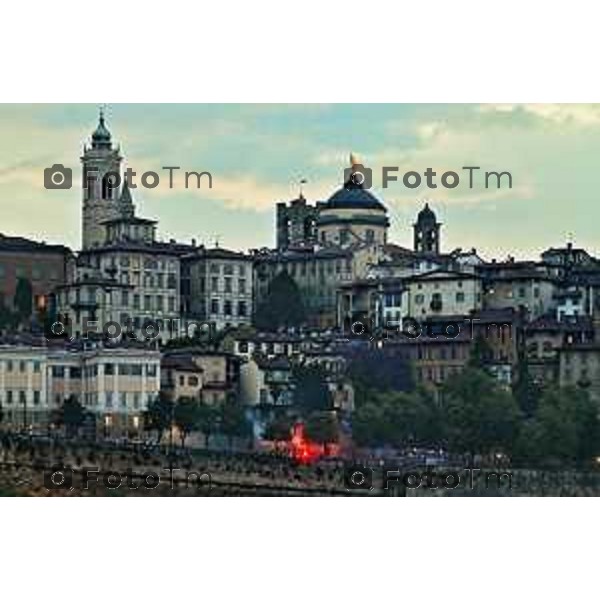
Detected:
[91,107,112,149]
[119,181,135,217]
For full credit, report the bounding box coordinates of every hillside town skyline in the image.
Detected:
[1,104,599,258]
[1,106,600,496]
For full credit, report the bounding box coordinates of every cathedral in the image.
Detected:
[257,155,438,328]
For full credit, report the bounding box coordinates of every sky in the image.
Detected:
[0,103,599,260]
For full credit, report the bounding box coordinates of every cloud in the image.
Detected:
[479,103,600,126]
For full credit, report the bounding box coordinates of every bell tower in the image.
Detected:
[81,110,128,249]
[413,203,441,254]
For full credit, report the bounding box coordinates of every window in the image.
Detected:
[415,294,425,305]
[133,393,140,409]
[168,297,176,312]
[238,301,247,317]
[224,300,232,316]
[534,287,540,298]
[156,295,164,311]
[189,376,199,386]
[33,361,41,373]
[456,292,465,303]
[131,365,143,376]
[210,263,220,274]
[147,364,157,377]
[211,277,219,292]
[102,174,115,200]
[118,364,130,376]
[211,299,219,314]
[6,391,12,404]
[121,290,129,306]
[105,364,114,375]
[518,287,526,298]
[224,277,232,293]
[19,361,26,373]
[33,391,40,405]
[52,366,64,378]
[19,391,26,404]
[224,264,234,275]
[179,375,185,385]
[366,229,375,243]
[120,393,127,408]
[133,294,140,309]
[238,278,246,294]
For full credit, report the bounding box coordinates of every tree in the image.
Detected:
[515,386,600,467]
[304,411,340,449]
[173,397,201,447]
[14,277,33,322]
[53,395,88,438]
[292,365,331,414]
[196,403,219,449]
[144,393,174,443]
[345,346,415,406]
[441,367,521,457]
[254,271,306,331]
[512,355,542,418]
[219,399,252,449]
[352,401,387,448]
[350,388,443,449]
[383,387,444,447]
[263,413,294,443]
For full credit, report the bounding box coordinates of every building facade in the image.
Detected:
[184,247,254,330]
[0,339,160,433]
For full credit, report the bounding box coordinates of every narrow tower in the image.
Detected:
[81,110,132,249]
[413,203,441,254]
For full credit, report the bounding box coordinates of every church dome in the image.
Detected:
[324,155,386,211]
[325,186,386,210]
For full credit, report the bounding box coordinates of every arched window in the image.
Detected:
[102,172,116,200]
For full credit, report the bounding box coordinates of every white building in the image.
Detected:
[406,270,483,319]
[0,339,160,433]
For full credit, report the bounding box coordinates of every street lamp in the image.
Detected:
[104,413,112,439]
